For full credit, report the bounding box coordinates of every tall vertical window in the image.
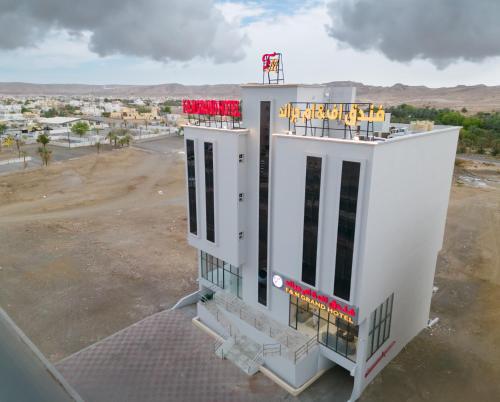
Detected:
[258,101,271,306]
[301,156,322,286]
[367,293,394,360]
[186,139,197,235]
[334,161,360,301]
[204,142,215,242]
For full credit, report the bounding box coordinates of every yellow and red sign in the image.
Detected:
[262,52,280,72]
[279,102,385,127]
[272,273,358,324]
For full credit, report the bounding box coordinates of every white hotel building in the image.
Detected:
[181,84,459,401]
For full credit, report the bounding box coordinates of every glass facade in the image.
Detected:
[289,296,358,362]
[301,156,322,286]
[186,139,197,235]
[204,142,215,242]
[334,161,361,301]
[367,293,394,360]
[258,101,271,306]
[200,251,242,299]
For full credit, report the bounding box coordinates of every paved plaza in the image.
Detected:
[56,305,353,402]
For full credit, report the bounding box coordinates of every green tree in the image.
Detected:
[0,123,6,152]
[71,121,90,137]
[36,133,50,150]
[162,105,171,114]
[42,108,58,118]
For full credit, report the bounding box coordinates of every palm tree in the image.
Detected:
[106,130,117,147]
[36,133,50,150]
[0,123,6,152]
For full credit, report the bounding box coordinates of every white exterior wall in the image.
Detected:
[350,127,459,400]
[183,125,248,266]
[239,85,325,308]
[269,135,374,329]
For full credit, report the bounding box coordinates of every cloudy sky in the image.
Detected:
[1,0,499,87]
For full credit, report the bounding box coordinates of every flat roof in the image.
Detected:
[37,117,81,125]
[240,83,325,88]
[274,125,460,146]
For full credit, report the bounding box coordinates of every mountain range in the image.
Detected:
[2,81,500,112]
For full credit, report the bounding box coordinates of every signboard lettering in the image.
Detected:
[272,273,359,324]
[182,99,241,118]
[279,102,385,127]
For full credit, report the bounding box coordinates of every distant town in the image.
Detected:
[0,96,183,142]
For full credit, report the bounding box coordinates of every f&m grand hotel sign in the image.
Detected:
[272,273,359,324]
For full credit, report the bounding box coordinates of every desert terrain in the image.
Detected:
[0,137,197,361]
[0,138,499,401]
[2,81,500,111]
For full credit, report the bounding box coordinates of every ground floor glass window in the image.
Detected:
[200,251,242,299]
[289,295,358,362]
[367,293,394,360]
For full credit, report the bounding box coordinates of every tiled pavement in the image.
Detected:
[56,305,353,402]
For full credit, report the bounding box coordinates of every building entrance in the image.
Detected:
[288,295,359,362]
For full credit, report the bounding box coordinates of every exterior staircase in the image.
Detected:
[199,286,319,372]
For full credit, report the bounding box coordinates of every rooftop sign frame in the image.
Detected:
[262,52,284,85]
[279,102,386,140]
[182,99,242,129]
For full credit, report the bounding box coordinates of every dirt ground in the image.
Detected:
[0,138,499,401]
[0,137,197,362]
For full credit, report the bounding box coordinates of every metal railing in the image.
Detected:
[214,339,224,359]
[263,343,282,356]
[246,350,263,375]
[206,289,319,364]
[293,335,318,363]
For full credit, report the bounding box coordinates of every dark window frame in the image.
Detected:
[258,101,271,306]
[301,156,323,286]
[367,293,394,360]
[186,139,197,235]
[200,251,242,299]
[204,142,215,242]
[333,161,361,301]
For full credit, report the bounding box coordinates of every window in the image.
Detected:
[200,251,242,298]
[289,296,359,362]
[204,142,215,242]
[334,161,361,301]
[186,139,197,235]
[367,293,394,360]
[301,156,322,286]
[258,101,271,305]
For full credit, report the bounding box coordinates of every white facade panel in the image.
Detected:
[184,126,248,266]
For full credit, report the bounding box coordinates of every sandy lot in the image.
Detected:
[0,138,499,401]
[0,137,197,362]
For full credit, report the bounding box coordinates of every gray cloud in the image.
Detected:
[0,0,248,63]
[326,0,500,68]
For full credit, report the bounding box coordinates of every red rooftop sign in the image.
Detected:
[182,99,241,118]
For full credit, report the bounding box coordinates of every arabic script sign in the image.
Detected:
[279,103,385,127]
[182,99,241,118]
[272,273,359,324]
